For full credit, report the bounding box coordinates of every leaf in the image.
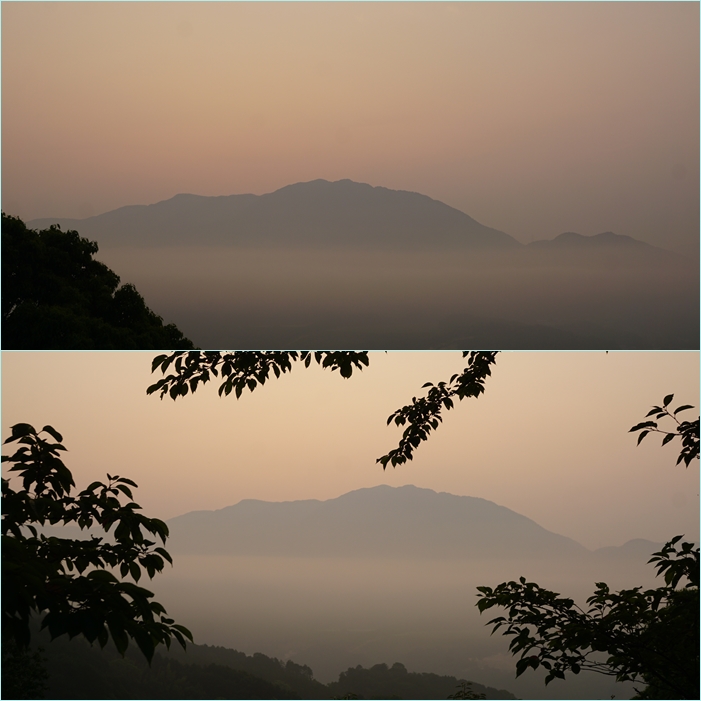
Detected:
[629,421,657,432]
[661,433,675,446]
[172,623,194,642]
[115,484,134,499]
[636,430,649,445]
[151,354,168,372]
[663,394,674,407]
[674,404,694,415]
[130,562,141,582]
[42,425,64,442]
[4,423,35,444]
[155,547,173,565]
[106,618,129,656]
[134,630,156,665]
[87,570,119,583]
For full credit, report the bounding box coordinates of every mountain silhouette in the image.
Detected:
[27,179,520,250]
[166,485,592,560]
[530,231,652,250]
[25,180,696,350]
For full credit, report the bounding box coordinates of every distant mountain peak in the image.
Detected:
[26,179,520,250]
[530,230,659,250]
[166,484,589,560]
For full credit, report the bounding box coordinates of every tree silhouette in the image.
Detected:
[475,398,699,699]
[2,423,193,666]
[2,213,195,349]
[146,351,498,467]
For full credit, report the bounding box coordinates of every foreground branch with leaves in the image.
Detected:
[1,424,193,663]
[629,394,699,467]
[146,351,498,469]
[476,539,699,698]
[475,396,699,699]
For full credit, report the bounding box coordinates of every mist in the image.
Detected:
[150,551,652,698]
[96,245,698,349]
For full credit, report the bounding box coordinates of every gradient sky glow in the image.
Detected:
[3,2,699,253]
[2,351,698,550]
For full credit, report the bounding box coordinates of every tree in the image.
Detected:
[474,397,699,699]
[2,423,193,665]
[146,350,498,467]
[447,681,487,699]
[1,212,196,349]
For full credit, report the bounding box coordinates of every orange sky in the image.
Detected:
[2,351,698,550]
[2,2,699,254]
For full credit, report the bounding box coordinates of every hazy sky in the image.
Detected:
[2,2,699,254]
[2,351,698,550]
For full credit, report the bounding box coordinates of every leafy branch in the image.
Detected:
[474,394,700,698]
[376,352,498,469]
[629,394,699,467]
[147,351,499,471]
[2,424,193,662]
[146,351,369,400]
[475,537,698,697]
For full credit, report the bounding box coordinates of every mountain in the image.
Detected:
[166,484,590,560]
[530,230,654,250]
[27,179,519,250]
[25,180,697,350]
[526,230,681,265]
[38,485,661,565]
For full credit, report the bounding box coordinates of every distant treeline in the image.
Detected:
[1,213,195,349]
[7,627,516,700]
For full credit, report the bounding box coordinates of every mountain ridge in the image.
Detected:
[165,484,660,561]
[27,179,518,250]
[25,179,674,256]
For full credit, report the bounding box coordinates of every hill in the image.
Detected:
[28,179,519,251]
[167,485,608,562]
[16,622,517,699]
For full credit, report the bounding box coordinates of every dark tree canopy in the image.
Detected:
[2,213,195,349]
[146,351,498,467]
[1,423,193,664]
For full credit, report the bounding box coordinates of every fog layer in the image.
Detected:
[96,245,698,349]
[141,486,663,699]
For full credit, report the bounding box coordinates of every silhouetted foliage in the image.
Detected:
[1,639,49,699]
[629,394,699,467]
[147,351,498,467]
[161,642,328,699]
[1,212,195,349]
[476,540,698,698]
[20,627,514,700]
[23,626,300,700]
[326,662,513,700]
[475,397,700,699]
[447,681,487,699]
[377,352,497,468]
[2,424,193,668]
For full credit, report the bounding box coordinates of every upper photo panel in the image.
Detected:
[3,3,698,350]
